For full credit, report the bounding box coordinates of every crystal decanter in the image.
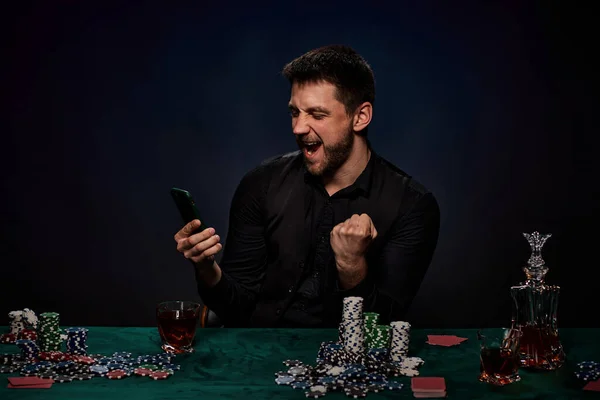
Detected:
[509,231,565,370]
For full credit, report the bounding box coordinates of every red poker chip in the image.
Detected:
[0,333,16,344]
[106,370,127,380]
[74,356,96,365]
[38,351,66,362]
[134,368,152,377]
[149,371,170,380]
[18,329,38,340]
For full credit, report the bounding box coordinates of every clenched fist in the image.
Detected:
[330,213,378,289]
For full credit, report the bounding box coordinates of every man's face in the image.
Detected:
[288,81,355,177]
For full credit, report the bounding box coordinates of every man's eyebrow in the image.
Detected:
[287,104,331,114]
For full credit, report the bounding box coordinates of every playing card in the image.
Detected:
[413,391,447,398]
[412,377,446,392]
[583,379,600,391]
[8,377,53,386]
[7,383,53,389]
[426,335,467,346]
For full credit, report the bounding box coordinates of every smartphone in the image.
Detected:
[170,187,209,234]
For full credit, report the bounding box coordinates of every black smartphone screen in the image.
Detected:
[170,187,209,233]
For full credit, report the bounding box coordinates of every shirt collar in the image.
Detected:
[302,143,376,197]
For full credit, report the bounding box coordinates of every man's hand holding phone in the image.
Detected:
[174,219,223,287]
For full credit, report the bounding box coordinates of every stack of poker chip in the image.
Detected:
[65,327,89,355]
[369,325,392,349]
[363,312,379,348]
[8,311,26,335]
[390,321,411,361]
[340,297,365,355]
[15,339,40,360]
[574,361,600,382]
[37,312,62,352]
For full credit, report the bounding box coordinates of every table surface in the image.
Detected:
[0,327,598,400]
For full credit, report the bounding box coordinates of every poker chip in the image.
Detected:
[275,375,295,385]
[74,355,96,365]
[149,371,170,380]
[274,297,421,397]
[305,384,327,398]
[139,363,159,371]
[578,361,600,370]
[90,365,110,376]
[54,374,74,383]
[284,359,304,367]
[72,373,94,380]
[106,370,128,380]
[385,381,404,390]
[291,381,311,390]
[37,371,59,379]
[344,387,367,398]
[134,367,153,377]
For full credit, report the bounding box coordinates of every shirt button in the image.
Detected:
[276,308,282,316]
[288,285,294,293]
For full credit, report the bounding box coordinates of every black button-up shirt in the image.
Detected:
[197,148,440,328]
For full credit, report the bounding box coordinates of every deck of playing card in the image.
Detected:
[426,335,468,347]
[411,377,447,398]
[7,377,53,389]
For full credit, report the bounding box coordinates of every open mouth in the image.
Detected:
[302,141,322,158]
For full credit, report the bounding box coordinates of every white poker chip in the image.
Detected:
[399,368,419,377]
[326,366,345,376]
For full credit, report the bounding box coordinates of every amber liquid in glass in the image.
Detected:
[518,325,564,368]
[157,310,197,349]
[480,348,520,384]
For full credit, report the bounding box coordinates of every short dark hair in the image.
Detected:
[282,45,375,118]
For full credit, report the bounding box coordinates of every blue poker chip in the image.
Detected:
[291,381,311,390]
[574,370,600,381]
[385,381,404,390]
[162,363,181,371]
[90,365,109,375]
[578,361,600,370]
[275,375,295,385]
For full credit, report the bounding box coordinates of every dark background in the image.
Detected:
[1,1,597,328]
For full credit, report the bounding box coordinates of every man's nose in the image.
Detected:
[292,115,310,136]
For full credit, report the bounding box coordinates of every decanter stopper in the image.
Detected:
[522,231,551,284]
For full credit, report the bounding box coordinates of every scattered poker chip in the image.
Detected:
[289,366,308,376]
[284,360,303,367]
[139,363,159,371]
[574,370,600,381]
[305,384,327,398]
[106,370,127,380]
[54,374,74,383]
[149,371,170,380]
[162,363,181,371]
[37,371,59,379]
[73,373,94,380]
[291,381,311,390]
[134,367,153,377]
[399,368,419,377]
[344,387,367,398]
[578,361,600,370]
[74,356,96,365]
[113,352,132,358]
[385,381,404,390]
[275,375,295,385]
[90,365,109,375]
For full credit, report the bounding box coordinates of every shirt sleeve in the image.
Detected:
[333,191,441,324]
[195,166,269,327]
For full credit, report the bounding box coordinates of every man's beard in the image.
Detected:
[304,123,355,177]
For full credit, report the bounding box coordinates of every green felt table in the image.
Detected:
[0,327,598,399]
